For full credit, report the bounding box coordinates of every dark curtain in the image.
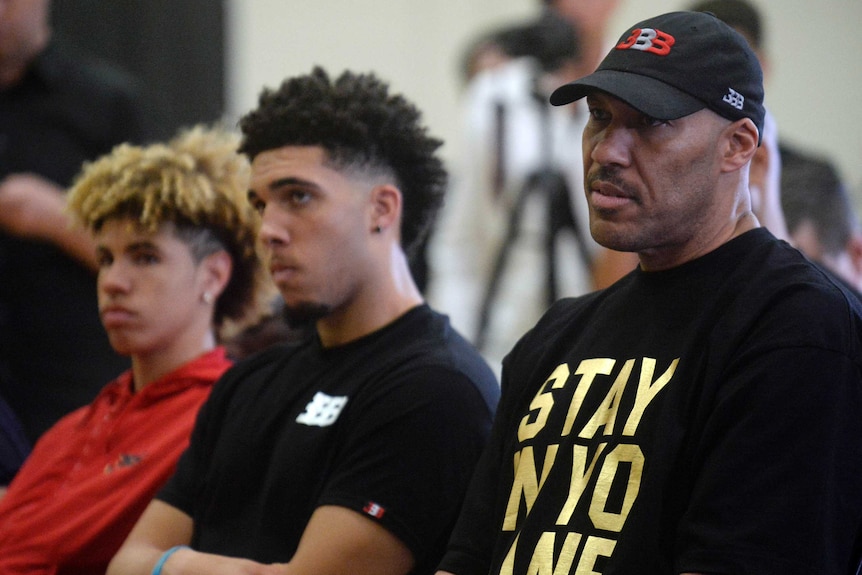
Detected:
[51,0,225,139]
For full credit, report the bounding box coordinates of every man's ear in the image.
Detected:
[369,184,402,234]
[721,118,760,173]
[200,249,233,301]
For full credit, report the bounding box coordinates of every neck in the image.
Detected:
[641,212,760,273]
[131,330,217,392]
[316,246,423,348]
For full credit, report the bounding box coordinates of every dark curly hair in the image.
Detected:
[238,66,447,256]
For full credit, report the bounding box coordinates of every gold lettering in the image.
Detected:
[575,535,617,575]
[577,359,635,439]
[519,364,571,442]
[556,443,607,525]
[503,445,560,530]
[562,359,616,437]
[589,444,644,532]
[622,358,678,436]
[498,532,520,575]
[526,532,582,575]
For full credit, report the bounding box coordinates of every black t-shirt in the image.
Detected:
[159,305,500,574]
[440,228,862,575]
[0,41,161,443]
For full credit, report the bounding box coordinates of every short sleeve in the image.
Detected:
[675,346,862,573]
[316,364,493,566]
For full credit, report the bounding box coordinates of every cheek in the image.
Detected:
[320,232,371,293]
[648,138,718,195]
[321,236,364,282]
[151,275,201,319]
[581,137,596,180]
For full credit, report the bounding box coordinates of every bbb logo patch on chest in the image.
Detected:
[296,391,349,427]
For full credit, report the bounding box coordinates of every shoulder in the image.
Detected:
[764,269,862,355]
[349,306,500,416]
[509,287,610,349]
[747,237,859,320]
[205,342,304,402]
[497,290,603,390]
[709,234,862,360]
[223,341,303,379]
[18,378,122,459]
[296,309,501,423]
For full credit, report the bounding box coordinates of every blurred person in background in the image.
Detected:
[0,0,166,459]
[429,0,633,377]
[781,155,862,297]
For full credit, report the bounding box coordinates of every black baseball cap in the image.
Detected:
[550,11,765,139]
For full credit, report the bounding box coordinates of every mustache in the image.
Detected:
[586,167,639,199]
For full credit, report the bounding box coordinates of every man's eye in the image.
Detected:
[133,252,159,265]
[588,107,610,122]
[641,115,668,128]
[289,190,311,205]
[96,253,113,267]
[269,187,314,209]
[247,191,266,214]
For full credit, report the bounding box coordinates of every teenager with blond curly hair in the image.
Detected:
[0,125,272,574]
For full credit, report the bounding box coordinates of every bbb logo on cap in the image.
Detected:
[616,28,676,56]
[549,11,765,140]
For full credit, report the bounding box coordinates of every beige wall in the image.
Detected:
[226,0,862,197]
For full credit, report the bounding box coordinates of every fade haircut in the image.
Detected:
[67,125,273,337]
[238,66,448,257]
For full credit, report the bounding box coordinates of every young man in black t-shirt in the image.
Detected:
[108,67,499,575]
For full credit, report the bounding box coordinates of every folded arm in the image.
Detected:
[109,501,414,575]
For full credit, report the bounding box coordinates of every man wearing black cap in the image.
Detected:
[436,10,862,575]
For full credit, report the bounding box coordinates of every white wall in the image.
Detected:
[226,0,862,199]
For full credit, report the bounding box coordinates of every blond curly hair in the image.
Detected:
[67,124,274,339]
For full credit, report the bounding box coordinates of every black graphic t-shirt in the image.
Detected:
[159,305,499,574]
[440,228,862,575]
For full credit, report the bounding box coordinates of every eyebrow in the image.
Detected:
[268,176,320,192]
[125,240,159,251]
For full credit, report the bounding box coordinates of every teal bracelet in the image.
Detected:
[151,545,190,575]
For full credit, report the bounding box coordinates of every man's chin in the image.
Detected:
[589,222,640,253]
[281,301,331,329]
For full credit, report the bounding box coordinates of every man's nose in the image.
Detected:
[589,124,633,168]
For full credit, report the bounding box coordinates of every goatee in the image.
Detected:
[281,301,331,329]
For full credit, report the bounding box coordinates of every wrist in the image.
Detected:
[152,545,190,575]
